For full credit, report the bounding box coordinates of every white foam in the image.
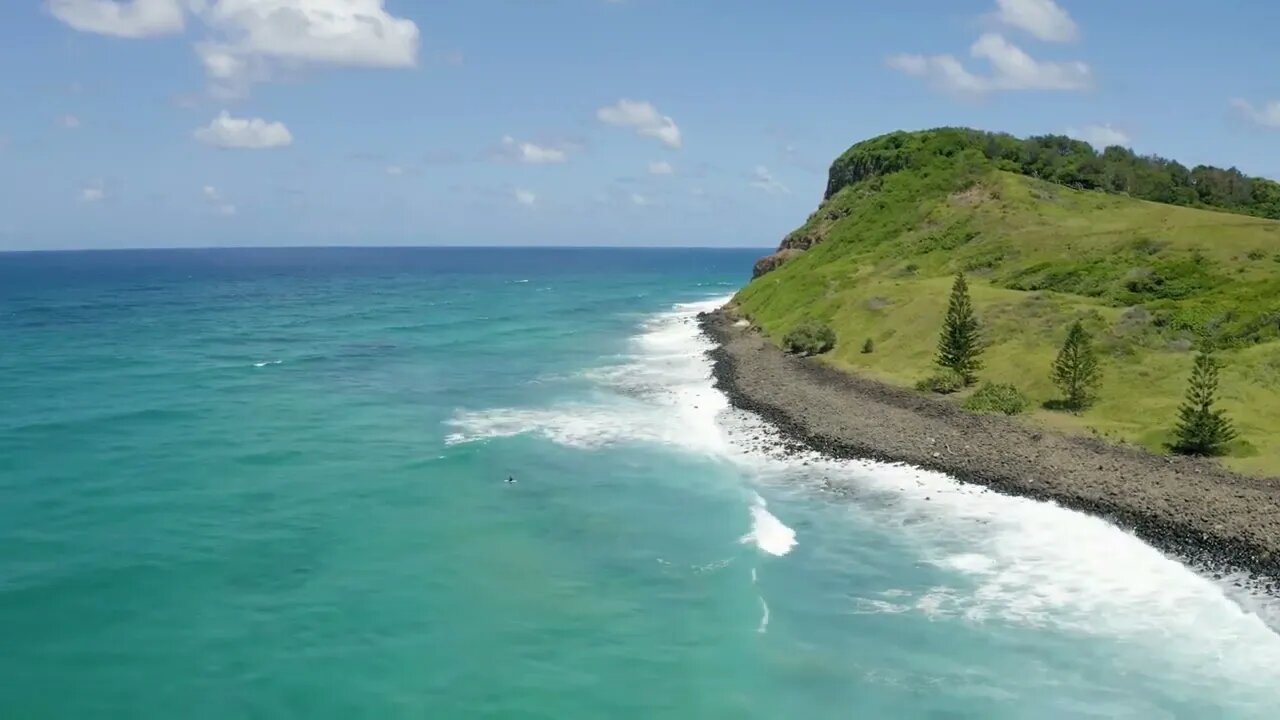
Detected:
[740,492,798,557]
[445,296,731,458]
[253,359,282,367]
[757,595,770,634]
[441,289,1280,687]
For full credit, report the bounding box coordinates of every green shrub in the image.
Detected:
[915,369,966,395]
[782,320,836,356]
[862,338,875,354]
[963,383,1029,415]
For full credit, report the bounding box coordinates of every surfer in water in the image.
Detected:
[506,476,516,484]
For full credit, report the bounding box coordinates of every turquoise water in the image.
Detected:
[3,247,1280,718]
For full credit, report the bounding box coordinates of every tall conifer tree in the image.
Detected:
[1051,321,1101,410]
[936,272,982,385]
[1172,351,1236,456]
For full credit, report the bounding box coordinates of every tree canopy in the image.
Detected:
[825,128,1280,220]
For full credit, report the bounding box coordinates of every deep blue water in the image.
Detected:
[3,247,1279,718]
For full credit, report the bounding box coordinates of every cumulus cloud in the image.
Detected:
[49,1,419,96]
[59,114,81,129]
[385,165,405,176]
[597,99,682,149]
[47,0,184,38]
[1066,123,1131,149]
[194,0,419,95]
[194,111,293,149]
[888,33,1090,96]
[1231,99,1280,129]
[499,136,568,164]
[514,188,536,207]
[630,193,651,206]
[993,0,1078,43]
[81,179,106,202]
[648,160,673,175]
[750,165,788,195]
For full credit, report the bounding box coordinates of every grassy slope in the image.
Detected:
[735,165,1280,476]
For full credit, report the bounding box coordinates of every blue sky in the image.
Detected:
[1,0,1278,250]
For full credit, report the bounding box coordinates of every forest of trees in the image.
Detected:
[825,128,1280,220]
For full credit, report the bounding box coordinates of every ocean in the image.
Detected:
[2,247,1279,718]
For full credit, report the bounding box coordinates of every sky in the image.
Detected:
[1,0,1278,250]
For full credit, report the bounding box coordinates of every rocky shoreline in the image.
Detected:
[699,307,1280,591]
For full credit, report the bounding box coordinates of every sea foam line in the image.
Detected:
[442,292,1280,685]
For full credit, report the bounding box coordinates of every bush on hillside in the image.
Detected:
[862,338,875,354]
[915,369,966,395]
[782,320,836,356]
[963,383,1029,415]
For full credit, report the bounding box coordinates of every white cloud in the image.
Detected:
[500,136,568,164]
[648,160,674,175]
[1066,123,1131,149]
[47,0,184,38]
[194,111,293,149]
[81,179,106,202]
[973,34,1089,89]
[385,165,404,176]
[888,33,1090,95]
[630,193,650,206]
[59,114,81,129]
[886,53,929,76]
[750,165,789,195]
[514,188,536,207]
[193,0,419,94]
[993,0,1078,43]
[202,184,237,215]
[597,99,682,149]
[51,1,419,96]
[1231,98,1280,129]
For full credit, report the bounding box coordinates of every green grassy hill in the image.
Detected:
[735,129,1280,476]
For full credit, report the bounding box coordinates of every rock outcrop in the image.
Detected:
[752,248,803,278]
[753,228,828,278]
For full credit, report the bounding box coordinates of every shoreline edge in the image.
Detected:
[698,306,1280,592]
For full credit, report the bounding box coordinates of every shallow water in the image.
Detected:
[2,247,1279,718]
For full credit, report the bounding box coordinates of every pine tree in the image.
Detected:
[1051,321,1101,410]
[1171,351,1237,456]
[935,272,982,385]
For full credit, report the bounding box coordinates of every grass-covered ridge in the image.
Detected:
[736,129,1280,476]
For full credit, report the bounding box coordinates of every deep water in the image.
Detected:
[2,247,1279,718]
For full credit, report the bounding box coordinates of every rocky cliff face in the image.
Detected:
[754,230,821,278]
[751,248,804,278]
[752,214,837,277]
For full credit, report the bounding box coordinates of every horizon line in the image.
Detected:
[0,244,774,255]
